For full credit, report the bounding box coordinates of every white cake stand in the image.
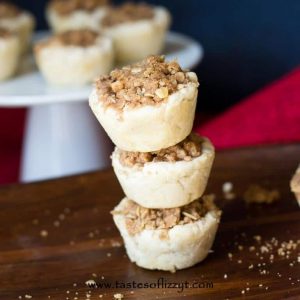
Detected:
[0,31,204,183]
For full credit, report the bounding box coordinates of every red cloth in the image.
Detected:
[196,67,300,149]
[0,108,26,185]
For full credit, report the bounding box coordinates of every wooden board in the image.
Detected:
[0,144,299,300]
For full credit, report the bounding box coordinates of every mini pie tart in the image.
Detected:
[112,134,215,208]
[0,2,35,54]
[290,164,300,206]
[0,28,20,81]
[100,3,171,64]
[47,0,109,33]
[34,29,114,86]
[89,55,199,152]
[112,196,221,272]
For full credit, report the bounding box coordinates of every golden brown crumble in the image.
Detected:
[96,55,198,110]
[0,27,11,38]
[35,29,99,51]
[243,184,280,204]
[0,2,21,18]
[49,0,108,15]
[119,134,202,167]
[112,197,214,236]
[101,2,154,27]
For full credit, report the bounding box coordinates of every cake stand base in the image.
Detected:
[20,102,112,182]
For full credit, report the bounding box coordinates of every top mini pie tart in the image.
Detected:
[90,55,199,152]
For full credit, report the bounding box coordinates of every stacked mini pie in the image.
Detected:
[89,55,221,272]
[290,164,300,206]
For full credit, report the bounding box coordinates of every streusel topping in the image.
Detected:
[101,3,154,27]
[35,30,99,51]
[96,55,198,110]
[0,2,21,18]
[112,198,213,236]
[49,0,108,15]
[119,134,202,167]
[0,27,12,38]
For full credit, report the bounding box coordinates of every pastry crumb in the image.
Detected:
[95,55,198,110]
[243,184,280,204]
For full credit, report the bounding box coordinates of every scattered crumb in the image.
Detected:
[222,182,236,200]
[40,230,48,237]
[114,294,124,300]
[25,296,32,299]
[32,219,39,225]
[224,274,228,279]
[53,220,60,227]
[244,184,280,204]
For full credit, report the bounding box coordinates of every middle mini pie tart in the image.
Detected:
[112,133,215,208]
[89,55,199,152]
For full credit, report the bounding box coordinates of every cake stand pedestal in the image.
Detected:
[21,102,112,182]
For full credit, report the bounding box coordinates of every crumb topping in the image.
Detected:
[96,55,198,110]
[119,134,202,167]
[49,0,108,15]
[0,2,21,18]
[35,29,99,51]
[112,197,216,236]
[101,3,154,27]
[243,185,280,204]
[0,27,11,38]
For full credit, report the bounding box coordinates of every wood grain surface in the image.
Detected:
[0,144,299,300]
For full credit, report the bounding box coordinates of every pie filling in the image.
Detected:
[101,3,154,27]
[49,0,108,15]
[96,55,199,110]
[119,134,202,167]
[112,197,215,236]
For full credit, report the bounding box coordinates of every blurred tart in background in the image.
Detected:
[34,29,114,86]
[0,27,20,81]
[0,2,35,54]
[100,2,171,64]
[47,0,109,33]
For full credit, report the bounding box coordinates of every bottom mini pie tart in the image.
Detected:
[34,29,113,86]
[112,196,221,272]
[112,134,215,208]
[0,28,20,81]
[290,164,300,206]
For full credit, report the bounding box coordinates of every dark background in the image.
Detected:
[13,0,300,112]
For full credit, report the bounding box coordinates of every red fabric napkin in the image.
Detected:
[196,67,300,149]
[0,108,25,185]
